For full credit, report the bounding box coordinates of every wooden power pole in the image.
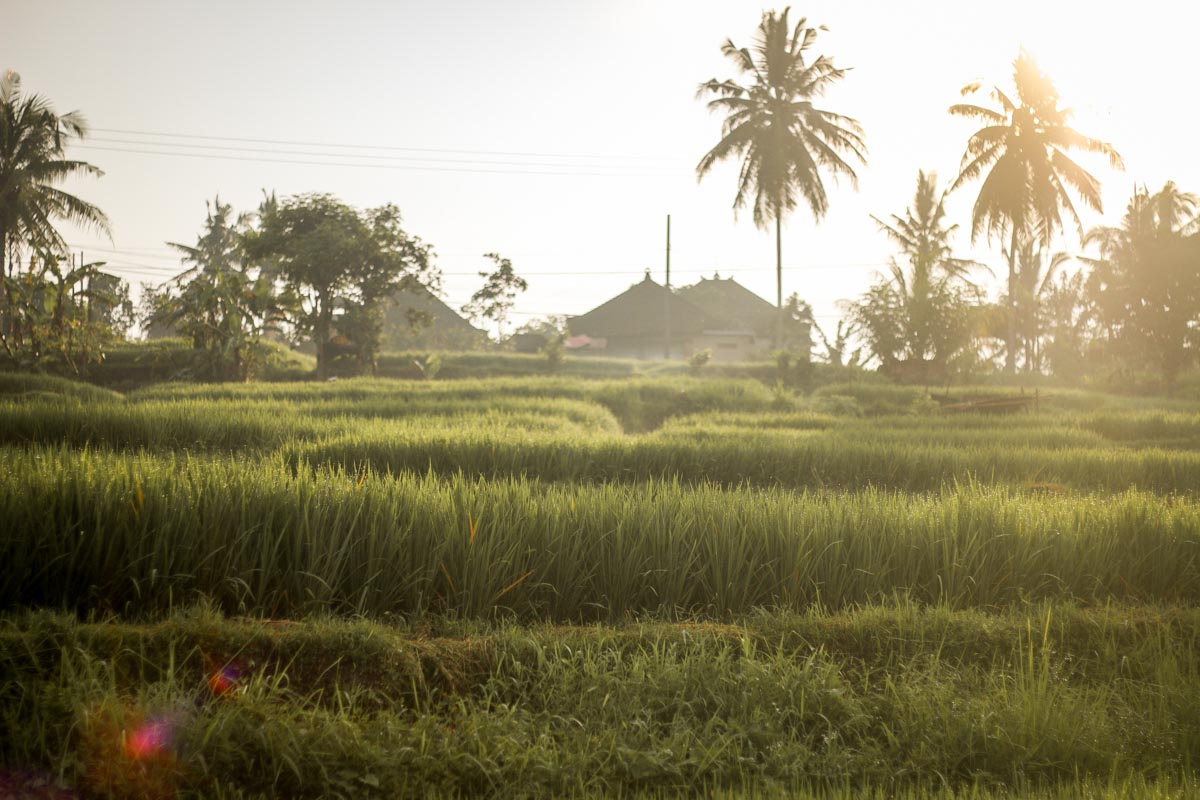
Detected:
[663,214,671,360]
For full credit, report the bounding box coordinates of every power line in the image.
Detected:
[71,244,890,276]
[74,144,677,178]
[89,126,684,163]
[86,136,678,172]
[91,260,892,279]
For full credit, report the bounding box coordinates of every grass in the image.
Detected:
[3,370,1200,796]
[2,603,1200,798]
[4,448,1200,618]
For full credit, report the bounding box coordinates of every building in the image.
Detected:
[567,273,788,362]
[379,284,486,351]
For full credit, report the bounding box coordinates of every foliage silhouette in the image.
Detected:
[696,8,865,348]
[949,50,1121,373]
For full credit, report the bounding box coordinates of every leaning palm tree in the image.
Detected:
[696,8,866,348]
[949,50,1121,373]
[0,70,108,281]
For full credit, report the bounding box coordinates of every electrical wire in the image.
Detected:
[74,144,676,178]
[89,127,685,162]
[84,136,678,172]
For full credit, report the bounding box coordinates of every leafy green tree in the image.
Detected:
[848,171,979,382]
[338,204,435,374]
[247,193,369,379]
[696,8,866,348]
[1082,182,1200,389]
[949,50,1121,373]
[462,252,527,342]
[248,193,435,378]
[0,252,122,372]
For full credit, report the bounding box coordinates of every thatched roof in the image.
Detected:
[568,274,723,338]
[677,276,776,336]
[381,283,485,350]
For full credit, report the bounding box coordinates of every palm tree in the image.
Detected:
[949,50,1121,373]
[849,171,979,377]
[1081,182,1200,388]
[0,70,108,281]
[696,8,865,348]
[1005,228,1071,373]
[151,197,284,381]
[872,170,977,287]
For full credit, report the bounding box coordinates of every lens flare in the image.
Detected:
[206,658,243,697]
[124,717,175,760]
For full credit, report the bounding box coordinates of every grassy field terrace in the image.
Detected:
[2,369,1199,797]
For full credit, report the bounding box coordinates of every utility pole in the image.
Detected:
[663,214,671,360]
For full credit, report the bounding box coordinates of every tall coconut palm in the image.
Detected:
[0,70,108,281]
[696,8,866,348]
[949,50,1121,373]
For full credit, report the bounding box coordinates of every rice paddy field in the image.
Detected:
[3,368,1200,798]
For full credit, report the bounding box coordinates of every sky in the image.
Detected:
[5,0,1198,339]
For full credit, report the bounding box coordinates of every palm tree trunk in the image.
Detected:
[0,226,10,343]
[1006,227,1018,375]
[775,210,783,350]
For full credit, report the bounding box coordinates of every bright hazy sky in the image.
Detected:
[5,0,1197,337]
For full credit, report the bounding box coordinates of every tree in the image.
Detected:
[145,197,282,381]
[0,251,125,372]
[1038,269,1094,381]
[247,193,369,379]
[1081,182,1200,389]
[0,70,109,341]
[814,319,862,368]
[248,194,435,378]
[462,253,527,341]
[1005,228,1071,374]
[780,292,815,360]
[337,204,436,374]
[696,8,865,348]
[949,50,1122,373]
[848,171,980,382]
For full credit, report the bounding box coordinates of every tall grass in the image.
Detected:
[8,382,1200,491]
[292,424,1200,493]
[4,446,1199,619]
[0,395,619,451]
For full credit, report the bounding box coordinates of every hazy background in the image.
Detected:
[4,0,1194,336]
